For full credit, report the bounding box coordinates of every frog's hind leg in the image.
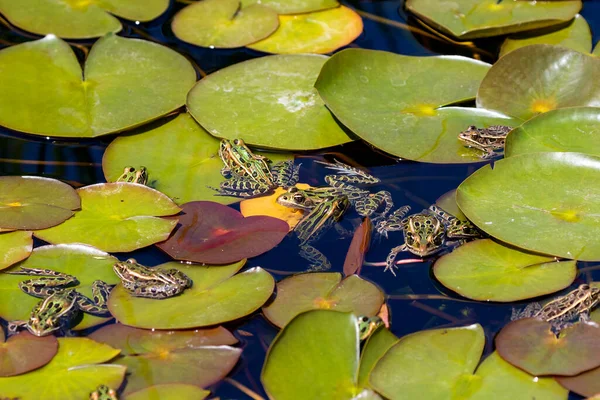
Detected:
[317,160,380,185]
[208,180,272,198]
[355,190,394,219]
[76,281,113,316]
[384,244,408,276]
[7,268,79,298]
[299,244,331,271]
[272,161,301,188]
[375,206,411,238]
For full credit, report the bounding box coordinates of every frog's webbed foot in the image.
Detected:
[375,206,411,238]
[207,183,271,198]
[272,161,301,188]
[300,244,331,271]
[76,280,113,316]
[317,160,380,184]
[384,244,407,276]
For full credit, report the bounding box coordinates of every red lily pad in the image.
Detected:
[496,318,600,376]
[556,366,600,397]
[157,201,289,264]
[0,176,80,230]
[343,218,371,276]
[0,329,58,377]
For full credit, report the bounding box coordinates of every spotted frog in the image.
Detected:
[357,315,384,341]
[6,268,112,336]
[113,259,192,299]
[458,125,512,159]
[116,166,148,185]
[89,385,118,400]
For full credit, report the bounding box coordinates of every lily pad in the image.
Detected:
[0,331,58,377]
[357,327,398,389]
[0,176,80,230]
[172,0,278,48]
[108,261,274,329]
[157,201,288,264]
[343,218,371,276]
[505,107,600,158]
[126,384,210,400]
[433,239,577,302]
[477,44,600,121]
[0,231,33,271]
[405,0,581,39]
[187,54,352,150]
[500,15,592,57]
[0,337,126,400]
[556,366,600,397]
[262,272,384,328]
[0,244,120,331]
[247,6,363,54]
[102,113,293,206]
[435,189,467,221]
[35,183,180,253]
[496,318,600,376]
[457,152,600,261]
[0,0,168,39]
[315,49,521,163]
[0,34,196,138]
[240,0,338,14]
[240,185,310,230]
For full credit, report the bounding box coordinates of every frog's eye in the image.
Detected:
[233,139,241,145]
[288,187,299,193]
[293,194,305,201]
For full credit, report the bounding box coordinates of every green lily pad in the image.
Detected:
[435,190,467,221]
[0,231,32,271]
[109,261,274,329]
[126,384,210,400]
[555,365,600,397]
[433,239,577,302]
[0,176,80,230]
[172,0,278,48]
[405,0,581,39]
[102,114,293,205]
[457,152,600,260]
[262,272,384,328]
[357,327,398,389]
[500,15,592,57]
[35,183,180,253]
[0,34,196,138]
[496,318,600,376]
[0,0,168,39]
[187,54,352,150]
[0,331,58,377]
[314,49,521,163]
[0,244,119,331]
[240,0,338,14]
[0,337,126,400]
[505,107,600,158]
[477,44,600,121]
[247,6,363,54]
[594,43,600,56]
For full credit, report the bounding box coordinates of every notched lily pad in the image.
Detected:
[0,176,80,230]
[109,261,274,329]
[0,330,58,377]
[126,384,210,400]
[496,318,600,376]
[0,34,196,138]
[240,0,339,14]
[0,231,33,271]
[433,239,577,302]
[157,201,288,264]
[35,183,180,253]
[247,6,363,54]
[263,272,384,328]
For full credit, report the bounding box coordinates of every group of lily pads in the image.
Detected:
[1,0,600,399]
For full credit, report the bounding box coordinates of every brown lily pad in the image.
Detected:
[0,329,58,377]
[556,365,600,397]
[343,218,371,276]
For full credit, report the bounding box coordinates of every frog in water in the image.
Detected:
[113,259,192,299]
[458,125,512,159]
[211,138,299,198]
[6,268,113,337]
[116,166,148,185]
[357,315,384,341]
[376,205,481,275]
[89,385,118,400]
[277,160,394,220]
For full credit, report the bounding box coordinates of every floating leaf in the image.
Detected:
[35,183,180,253]
[0,331,58,377]
[477,44,600,121]
[405,0,581,39]
[0,176,80,230]
[126,384,210,400]
[102,113,292,205]
[433,239,577,302]
[263,273,384,328]
[500,15,592,57]
[496,318,600,376]
[0,0,168,38]
[240,0,338,14]
[157,201,288,264]
[0,231,32,271]
[240,185,311,230]
[0,337,126,400]
[343,218,372,276]
[187,54,352,150]
[357,327,398,389]
[247,6,363,54]
[315,49,521,163]
[0,34,196,138]
[505,107,600,158]
[556,366,600,397]
[0,244,119,331]
[109,261,274,329]
[435,189,467,221]
[457,152,600,260]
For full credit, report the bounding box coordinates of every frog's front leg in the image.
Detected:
[299,244,331,271]
[385,244,408,276]
[75,280,113,316]
[272,160,301,188]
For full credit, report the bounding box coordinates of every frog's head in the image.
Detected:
[402,214,445,257]
[276,187,317,211]
[112,258,139,281]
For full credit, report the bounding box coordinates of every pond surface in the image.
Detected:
[1,0,600,398]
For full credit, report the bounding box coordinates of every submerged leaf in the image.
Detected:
[343,218,372,276]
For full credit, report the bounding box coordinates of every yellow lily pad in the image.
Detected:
[0,231,32,271]
[240,184,311,230]
[240,0,339,14]
[247,6,363,54]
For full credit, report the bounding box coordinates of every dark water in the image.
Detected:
[1,1,600,398]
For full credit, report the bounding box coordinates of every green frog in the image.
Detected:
[113,258,192,299]
[212,138,299,198]
[89,385,118,400]
[116,166,148,185]
[458,125,512,159]
[357,315,384,341]
[376,205,481,275]
[6,268,112,337]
